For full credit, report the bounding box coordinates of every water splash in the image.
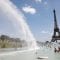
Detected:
[0,0,38,49]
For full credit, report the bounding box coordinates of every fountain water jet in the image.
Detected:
[0,0,38,49]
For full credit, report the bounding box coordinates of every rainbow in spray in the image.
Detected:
[0,0,38,49]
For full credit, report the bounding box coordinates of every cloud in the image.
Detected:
[41,31,52,34]
[41,31,48,34]
[44,1,47,5]
[35,0,42,3]
[43,1,49,9]
[22,6,36,14]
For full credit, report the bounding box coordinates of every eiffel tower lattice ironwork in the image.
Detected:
[51,9,60,42]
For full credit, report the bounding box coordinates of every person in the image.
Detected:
[58,47,60,51]
[54,47,60,53]
[54,47,57,53]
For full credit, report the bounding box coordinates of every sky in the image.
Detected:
[0,0,60,42]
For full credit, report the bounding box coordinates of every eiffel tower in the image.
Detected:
[51,9,60,42]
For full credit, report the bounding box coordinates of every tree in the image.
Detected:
[0,35,9,41]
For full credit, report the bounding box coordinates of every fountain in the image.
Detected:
[0,0,38,50]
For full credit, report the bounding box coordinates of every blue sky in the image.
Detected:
[0,0,60,42]
[10,0,60,42]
